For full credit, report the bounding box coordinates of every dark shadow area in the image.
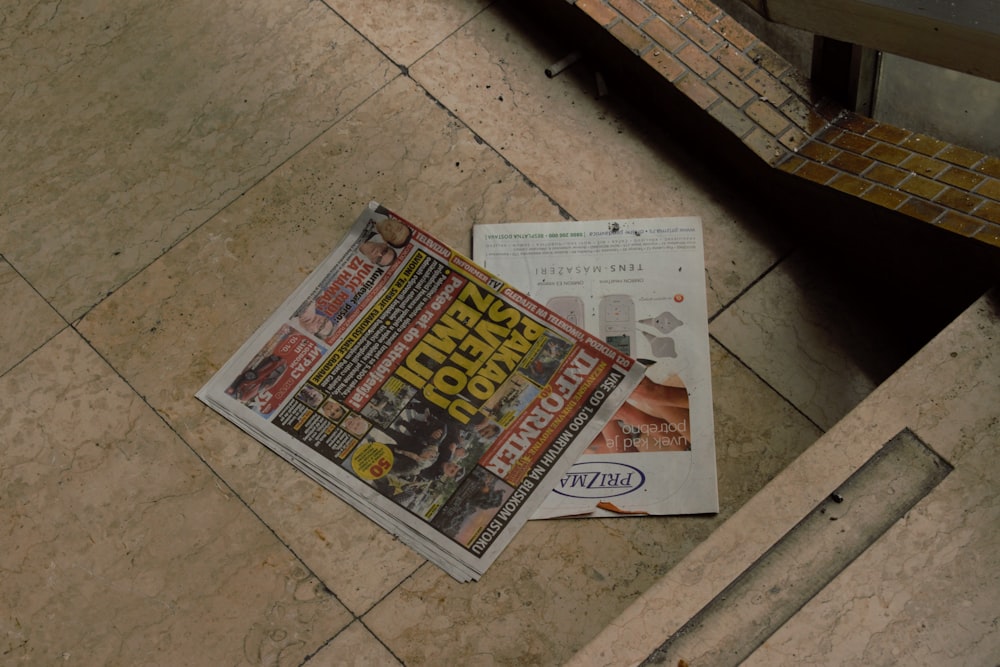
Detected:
[771,170,999,381]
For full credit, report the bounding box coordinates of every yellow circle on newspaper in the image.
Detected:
[352,441,393,481]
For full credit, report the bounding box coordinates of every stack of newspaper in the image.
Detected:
[198,202,645,581]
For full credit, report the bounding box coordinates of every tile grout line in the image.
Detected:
[708,332,825,435]
[0,254,74,381]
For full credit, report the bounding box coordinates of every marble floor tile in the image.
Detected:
[323,0,493,67]
[745,432,999,666]
[0,0,395,321]
[362,340,820,666]
[305,621,404,667]
[646,430,952,666]
[714,291,1000,666]
[1,329,350,665]
[571,290,999,667]
[0,259,65,376]
[410,1,791,314]
[77,74,566,613]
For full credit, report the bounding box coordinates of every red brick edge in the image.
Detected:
[568,0,1000,248]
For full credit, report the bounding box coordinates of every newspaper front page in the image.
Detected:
[473,218,718,518]
[197,203,644,580]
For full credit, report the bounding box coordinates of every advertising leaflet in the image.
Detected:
[473,218,718,518]
[197,202,644,581]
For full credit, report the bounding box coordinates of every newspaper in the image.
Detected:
[473,218,718,518]
[197,202,645,581]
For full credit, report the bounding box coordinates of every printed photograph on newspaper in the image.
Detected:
[197,202,645,580]
[473,217,718,518]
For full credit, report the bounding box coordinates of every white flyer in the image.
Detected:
[474,218,718,518]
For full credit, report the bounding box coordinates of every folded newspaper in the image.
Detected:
[473,218,718,518]
[197,202,645,581]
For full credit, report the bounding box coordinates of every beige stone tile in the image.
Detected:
[324,0,491,66]
[0,329,350,665]
[745,436,999,666]
[743,294,1000,666]
[410,3,790,314]
[363,341,820,666]
[710,250,903,430]
[76,75,565,613]
[0,259,64,376]
[305,621,403,667]
[0,0,395,321]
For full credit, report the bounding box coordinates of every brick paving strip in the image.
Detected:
[568,0,1000,248]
